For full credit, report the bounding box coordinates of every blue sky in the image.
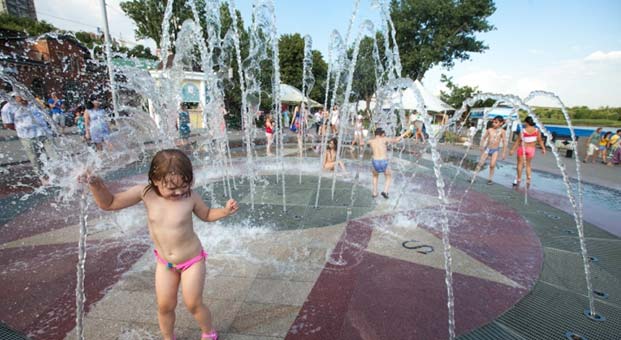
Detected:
[35,0,621,108]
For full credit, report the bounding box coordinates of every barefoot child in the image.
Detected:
[477,116,507,184]
[81,149,238,340]
[367,128,403,198]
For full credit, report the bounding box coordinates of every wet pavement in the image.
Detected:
[0,134,620,340]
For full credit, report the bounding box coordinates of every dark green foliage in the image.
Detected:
[127,44,158,59]
[74,31,103,49]
[310,50,328,104]
[278,34,305,89]
[276,33,327,103]
[120,0,207,49]
[0,14,57,36]
[390,0,496,80]
[534,107,621,126]
[352,36,377,106]
[439,74,494,109]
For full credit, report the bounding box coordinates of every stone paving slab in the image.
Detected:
[1,151,619,340]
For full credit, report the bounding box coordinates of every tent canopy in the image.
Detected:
[279,83,322,107]
[380,80,454,112]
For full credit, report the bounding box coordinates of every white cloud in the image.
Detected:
[425,53,621,108]
[34,0,156,49]
[584,50,621,62]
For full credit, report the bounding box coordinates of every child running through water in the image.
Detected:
[477,116,507,184]
[80,149,238,340]
[367,127,403,199]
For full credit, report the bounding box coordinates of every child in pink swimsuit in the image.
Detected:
[510,117,547,187]
[80,149,239,340]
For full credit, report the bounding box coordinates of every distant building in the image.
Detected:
[0,31,108,106]
[0,0,37,20]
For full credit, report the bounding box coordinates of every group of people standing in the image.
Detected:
[584,127,621,166]
[1,89,111,185]
[477,116,621,189]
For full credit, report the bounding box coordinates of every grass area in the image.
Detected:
[538,118,620,127]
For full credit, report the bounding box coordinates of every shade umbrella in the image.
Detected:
[381,80,454,112]
[279,83,321,107]
[279,83,306,103]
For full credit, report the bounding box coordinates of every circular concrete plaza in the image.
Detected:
[0,153,619,340]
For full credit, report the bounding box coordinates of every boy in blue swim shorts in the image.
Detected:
[367,127,403,198]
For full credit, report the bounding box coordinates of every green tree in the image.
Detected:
[310,50,328,104]
[74,31,104,49]
[277,33,327,103]
[0,14,57,36]
[352,36,378,110]
[128,44,157,59]
[390,0,496,80]
[120,0,205,49]
[278,34,305,89]
[439,74,493,109]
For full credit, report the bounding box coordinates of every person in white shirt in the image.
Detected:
[2,92,55,185]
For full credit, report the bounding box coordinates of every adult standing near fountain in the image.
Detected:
[176,103,191,150]
[412,111,425,144]
[509,116,546,188]
[47,92,66,135]
[1,91,54,185]
[330,105,340,135]
[583,127,602,164]
[84,96,110,152]
[291,104,307,156]
[606,129,621,166]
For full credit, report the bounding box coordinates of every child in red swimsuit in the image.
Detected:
[510,117,547,187]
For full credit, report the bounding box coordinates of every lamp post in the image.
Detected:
[99,0,119,119]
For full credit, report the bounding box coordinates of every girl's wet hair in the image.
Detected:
[524,116,535,126]
[145,149,194,197]
[328,137,338,150]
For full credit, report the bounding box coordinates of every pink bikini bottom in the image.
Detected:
[154,249,207,272]
[517,146,536,159]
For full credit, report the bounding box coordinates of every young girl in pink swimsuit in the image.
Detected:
[80,149,239,340]
[510,117,546,188]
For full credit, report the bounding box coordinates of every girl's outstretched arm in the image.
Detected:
[193,192,239,222]
[84,175,143,211]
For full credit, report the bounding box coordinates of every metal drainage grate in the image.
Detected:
[565,331,588,340]
[0,323,29,340]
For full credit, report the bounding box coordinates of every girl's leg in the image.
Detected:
[155,262,181,340]
[488,152,499,182]
[180,261,215,335]
[266,134,272,155]
[525,158,533,187]
[516,156,524,185]
[338,161,346,172]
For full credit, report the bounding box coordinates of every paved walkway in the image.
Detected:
[0,131,620,340]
